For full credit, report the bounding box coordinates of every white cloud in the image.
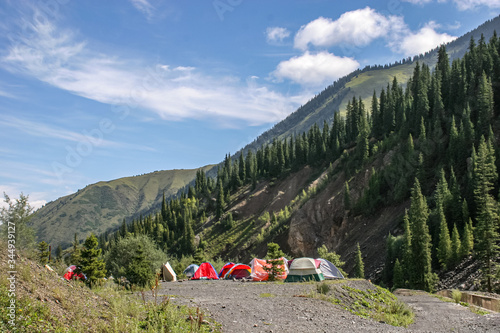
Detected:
[272,51,359,86]
[2,16,304,126]
[129,0,155,19]
[397,22,457,56]
[294,7,397,50]
[266,27,291,44]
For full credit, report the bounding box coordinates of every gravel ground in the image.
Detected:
[152,280,500,333]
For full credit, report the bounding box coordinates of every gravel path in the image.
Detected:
[153,280,500,333]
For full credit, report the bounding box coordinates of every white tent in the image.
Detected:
[316,258,344,279]
[162,262,177,282]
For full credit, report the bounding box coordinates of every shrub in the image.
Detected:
[452,289,462,303]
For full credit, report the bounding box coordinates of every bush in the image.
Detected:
[452,289,462,303]
[105,234,166,285]
[317,282,331,295]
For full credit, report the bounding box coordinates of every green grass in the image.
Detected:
[308,282,414,328]
[259,293,275,298]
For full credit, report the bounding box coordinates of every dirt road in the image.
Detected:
[154,280,499,333]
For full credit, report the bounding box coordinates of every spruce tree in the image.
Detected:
[264,242,285,281]
[126,243,155,287]
[393,258,404,290]
[409,179,437,292]
[401,211,412,287]
[437,204,452,270]
[80,233,107,287]
[450,223,462,266]
[38,241,50,265]
[215,180,225,220]
[460,218,474,257]
[56,244,63,262]
[473,137,499,292]
[353,243,365,279]
[70,233,81,265]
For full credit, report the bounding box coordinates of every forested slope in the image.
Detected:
[98,33,500,292]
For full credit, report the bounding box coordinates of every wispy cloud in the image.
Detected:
[0,115,154,152]
[1,14,304,127]
[266,27,291,44]
[129,0,155,19]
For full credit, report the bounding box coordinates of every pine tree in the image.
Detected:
[437,204,452,270]
[264,242,286,281]
[80,233,107,287]
[409,179,437,292]
[215,180,225,220]
[38,241,50,265]
[353,243,365,278]
[473,137,499,292]
[393,258,404,290]
[70,233,81,265]
[56,244,63,262]
[126,243,155,287]
[401,211,412,287]
[450,223,462,266]
[460,218,474,257]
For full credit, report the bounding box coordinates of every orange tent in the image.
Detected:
[249,258,288,281]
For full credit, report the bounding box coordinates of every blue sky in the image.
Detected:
[0,0,499,209]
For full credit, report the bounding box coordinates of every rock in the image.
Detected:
[253,324,258,327]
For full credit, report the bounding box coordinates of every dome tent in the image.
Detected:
[218,262,235,278]
[191,262,219,280]
[224,263,251,279]
[285,258,324,282]
[183,264,199,278]
[316,258,344,279]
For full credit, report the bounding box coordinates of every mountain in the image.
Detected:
[30,166,213,248]
[239,16,500,155]
[93,15,500,293]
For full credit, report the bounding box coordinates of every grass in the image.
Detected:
[0,242,220,333]
[451,289,462,303]
[259,293,275,298]
[308,281,414,328]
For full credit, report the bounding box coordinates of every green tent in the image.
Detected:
[285,258,324,282]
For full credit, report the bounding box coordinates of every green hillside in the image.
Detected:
[239,16,500,155]
[30,166,214,249]
[95,27,500,293]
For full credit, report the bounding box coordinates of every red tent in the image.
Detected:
[218,262,235,278]
[63,265,86,281]
[224,264,251,279]
[191,262,219,280]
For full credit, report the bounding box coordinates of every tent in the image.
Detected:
[162,262,177,282]
[249,258,288,281]
[224,263,251,279]
[316,258,344,279]
[218,262,235,278]
[183,264,199,278]
[63,265,86,281]
[191,262,219,280]
[285,258,324,282]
